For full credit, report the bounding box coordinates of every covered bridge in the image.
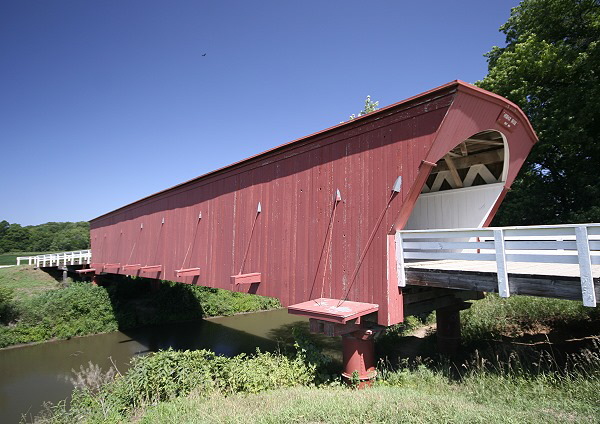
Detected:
[88,80,542,383]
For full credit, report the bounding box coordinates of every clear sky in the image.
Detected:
[1,0,520,226]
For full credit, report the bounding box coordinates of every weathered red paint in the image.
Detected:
[231,272,262,285]
[287,298,379,324]
[89,81,537,326]
[341,329,377,387]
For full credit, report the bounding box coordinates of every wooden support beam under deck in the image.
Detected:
[404,268,600,302]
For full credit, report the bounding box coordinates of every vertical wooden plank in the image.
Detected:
[395,231,406,287]
[494,229,510,298]
[383,233,404,325]
[575,226,596,307]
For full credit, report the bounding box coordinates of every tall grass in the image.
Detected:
[34,347,318,423]
[95,341,600,424]
[461,294,599,347]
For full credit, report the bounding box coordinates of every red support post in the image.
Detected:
[341,329,377,388]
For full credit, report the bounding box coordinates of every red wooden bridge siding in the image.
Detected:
[89,81,537,326]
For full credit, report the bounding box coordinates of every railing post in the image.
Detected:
[575,226,596,307]
[493,229,510,298]
[395,232,406,287]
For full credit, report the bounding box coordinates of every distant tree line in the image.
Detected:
[0,220,90,253]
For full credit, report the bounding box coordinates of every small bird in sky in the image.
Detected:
[202,53,207,57]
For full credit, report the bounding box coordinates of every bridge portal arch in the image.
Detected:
[405,129,508,230]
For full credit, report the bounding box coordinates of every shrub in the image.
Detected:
[0,285,16,324]
[46,347,317,422]
[0,283,119,347]
[18,283,118,338]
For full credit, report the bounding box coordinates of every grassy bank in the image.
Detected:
[33,334,600,423]
[0,266,280,348]
[141,375,599,424]
[30,295,600,423]
[0,265,60,300]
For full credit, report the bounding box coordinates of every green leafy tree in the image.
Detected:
[0,221,9,253]
[0,220,90,252]
[0,220,8,238]
[478,0,600,225]
[349,95,379,120]
[0,224,30,252]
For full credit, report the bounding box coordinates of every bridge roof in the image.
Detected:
[90,80,536,223]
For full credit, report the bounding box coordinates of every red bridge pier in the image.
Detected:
[289,298,380,387]
[341,329,377,387]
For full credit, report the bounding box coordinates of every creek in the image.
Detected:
[0,309,307,423]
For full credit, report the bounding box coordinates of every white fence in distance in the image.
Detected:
[17,250,92,267]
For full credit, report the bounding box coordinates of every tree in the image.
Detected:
[0,224,30,253]
[0,220,90,253]
[0,221,9,250]
[478,0,600,225]
[349,95,379,120]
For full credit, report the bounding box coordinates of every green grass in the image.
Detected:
[139,371,599,424]
[0,282,119,347]
[0,265,59,300]
[0,251,53,266]
[461,294,600,345]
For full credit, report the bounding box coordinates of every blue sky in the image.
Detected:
[1,0,520,226]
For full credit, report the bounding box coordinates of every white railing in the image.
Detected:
[17,250,92,267]
[396,224,600,307]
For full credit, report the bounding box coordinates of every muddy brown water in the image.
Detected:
[0,309,307,423]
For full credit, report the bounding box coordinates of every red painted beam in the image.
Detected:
[176,268,201,277]
[288,298,379,324]
[230,272,261,285]
[140,265,162,273]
